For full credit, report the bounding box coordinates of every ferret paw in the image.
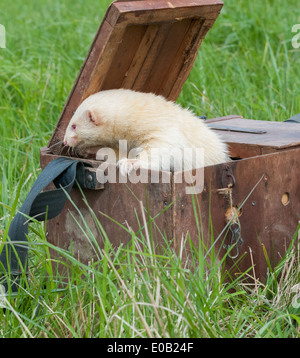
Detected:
[117,158,142,176]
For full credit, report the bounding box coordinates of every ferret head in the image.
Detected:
[63,93,113,149]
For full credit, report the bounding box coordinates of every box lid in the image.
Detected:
[207,116,300,158]
[48,0,223,152]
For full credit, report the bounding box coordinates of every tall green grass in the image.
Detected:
[1,0,300,337]
[0,181,299,338]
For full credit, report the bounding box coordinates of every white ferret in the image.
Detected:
[63,89,229,174]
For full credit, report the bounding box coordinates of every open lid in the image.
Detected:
[49,0,223,151]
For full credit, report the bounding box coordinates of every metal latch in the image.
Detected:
[222,165,236,189]
[223,223,243,259]
[76,167,104,190]
[219,165,243,259]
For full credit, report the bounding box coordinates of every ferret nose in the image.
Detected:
[63,140,67,146]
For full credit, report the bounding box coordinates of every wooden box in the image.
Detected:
[40,0,300,281]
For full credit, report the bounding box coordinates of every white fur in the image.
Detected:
[64,89,229,173]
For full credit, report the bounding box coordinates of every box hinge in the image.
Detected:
[75,167,104,190]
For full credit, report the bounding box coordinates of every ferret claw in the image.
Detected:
[117,158,141,176]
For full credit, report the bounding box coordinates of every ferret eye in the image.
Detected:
[71,124,76,130]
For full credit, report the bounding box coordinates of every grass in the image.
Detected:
[1,189,299,338]
[0,0,300,338]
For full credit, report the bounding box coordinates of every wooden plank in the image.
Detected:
[216,118,300,149]
[167,18,219,100]
[109,1,223,26]
[130,22,173,91]
[208,118,300,158]
[80,24,128,101]
[227,143,266,159]
[143,18,198,96]
[121,24,160,89]
[100,25,147,90]
[161,18,205,100]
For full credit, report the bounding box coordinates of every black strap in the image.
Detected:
[284,113,300,123]
[0,157,90,290]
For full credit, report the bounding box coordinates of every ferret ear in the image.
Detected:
[87,109,103,126]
